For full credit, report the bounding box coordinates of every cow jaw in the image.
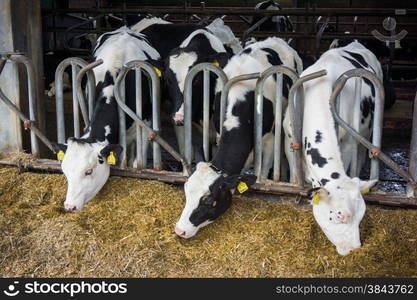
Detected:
[61,140,111,212]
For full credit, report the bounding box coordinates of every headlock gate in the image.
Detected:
[0,53,416,207]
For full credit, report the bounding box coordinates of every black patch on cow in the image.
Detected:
[306,148,328,168]
[242,48,252,55]
[315,130,323,143]
[331,172,340,179]
[304,137,307,149]
[307,142,311,149]
[361,118,365,124]
[261,48,283,66]
[344,51,369,68]
[360,96,374,119]
[140,23,204,59]
[342,55,363,69]
[320,178,330,186]
[363,78,376,97]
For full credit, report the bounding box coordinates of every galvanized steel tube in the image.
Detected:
[203,69,210,161]
[350,77,362,177]
[183,63,227,166]
[329,69,416,188]
[407,91,417,197]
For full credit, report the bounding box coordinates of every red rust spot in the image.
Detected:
[148,131,157,140]
[24,120,31,130]
[291,142,301,150]
[371,148,381,157]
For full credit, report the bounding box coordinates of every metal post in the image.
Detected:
[71,64,81,138]
[135,68,144,168]
[119,77,126,168]
[183,63,227,166]
[407,92,417,197]
[287,69,327,185]
[203,70,210,161]
[55,57,93,143]
[350,77,362,177]
[273,74,283,181]
[329,69,416,189]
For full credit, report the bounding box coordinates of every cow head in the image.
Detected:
[52,139,122,212]
[175,162,256,238]
[164,49,231,125]
[308,177,377,255]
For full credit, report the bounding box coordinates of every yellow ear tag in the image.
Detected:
[57,150,65,161]
[107,151,116,165]
[361,188,370,195]
[153,67,162,77]
[212,60,220,67]
[237,181,249,194]
[312,193,320,205]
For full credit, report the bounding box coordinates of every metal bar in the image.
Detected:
[407,92,417,197]
[350,77,362,177]
[135,68,144,169]
[71,64,80,138]
[119,75,127,168]
[288,69,327,186]
[254,77,265,180]
[203,69,210,161]
[8,55,40,156]
[329,69,417,192]
[54,57,89,143]
[43,8,417,17]
[242,16,269,47]
[184,63,227,166]
[149,64,162,171]
[76,59,102,130]
[0,89,53,151]
[2,158,417,208]
[273,74,283,181]
[220,73,259,137]
[114,61,190,175]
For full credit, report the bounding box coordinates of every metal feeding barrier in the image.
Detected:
[0,54,416,206]
[329,68,417,196]
[55,57,96,142]
[183,63,228,164]
[0,53,54,155]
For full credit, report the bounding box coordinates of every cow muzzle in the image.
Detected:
[64,203,81,213]
[173,113,184,126]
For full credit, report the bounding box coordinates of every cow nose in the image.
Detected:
[64,204,79,212]
[173,113,184,126]
[336,212,350,223]
[174,226,186,237]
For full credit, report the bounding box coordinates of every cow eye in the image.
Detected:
[85,169,93,176]
[202,195,213,205]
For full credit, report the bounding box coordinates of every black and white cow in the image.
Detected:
[251,1,293,33]
[52,27,161,211]
[283,42,380,255]
[174,37,302,238]
[164,29,233,126]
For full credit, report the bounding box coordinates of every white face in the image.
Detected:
[312,178,376,256]
[175,162,222,238]
[60,140,111,212]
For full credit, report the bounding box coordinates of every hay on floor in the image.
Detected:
[0,166,416,277]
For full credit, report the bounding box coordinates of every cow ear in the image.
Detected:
[222,173,257,190]
[100,144,123,165]
[51,143,67,161]
[208,52,232,68]
[358,179,378,195]
[307,187,330,204]
[51,143,67,153]
[147,59,165,78]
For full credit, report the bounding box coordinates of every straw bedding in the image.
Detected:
[0,166,416,278]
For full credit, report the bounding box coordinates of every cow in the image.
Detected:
[174,37,303,238]
[251,1,293,33]
[52,26,161,212]
[283,41,380,255]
